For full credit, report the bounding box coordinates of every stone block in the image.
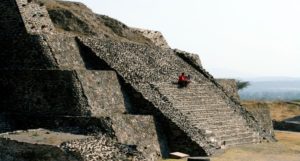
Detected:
[132,28,170,48]
[111,114,162,161]
[15,0,55,34]
[216,79,240,101]
[0,70,126,117]
[170,152,190,159]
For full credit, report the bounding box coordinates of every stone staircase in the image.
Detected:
[77,37,269,155]
[157,82,260,148]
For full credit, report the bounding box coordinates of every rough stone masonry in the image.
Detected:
[0,0,275,160]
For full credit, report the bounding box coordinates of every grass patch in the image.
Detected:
[243,101,300,121]
[211,131,300,161]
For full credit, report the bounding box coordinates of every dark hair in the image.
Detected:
[181,72,185,75]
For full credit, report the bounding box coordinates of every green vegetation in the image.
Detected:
[236,80,250,90]
[292,99,300,102]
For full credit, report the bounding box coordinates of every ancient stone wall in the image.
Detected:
[111,114,161,160]
[243,103,275,140]
[0,138,78,161]
[15,0,55,34]
[60,136,146,161]
[78,36,275,154]
[77,37,206,84]
[174,49,202,68]
[42,35,86,69]
[0,0,275,158]
[216,79,240,101]
[0,69,162,159]
[0,70,90,116]
[0,35,59,69]
[1,114,114,135]
[0,0,26,41]
[0,70,128,117]
[77,37,227,154]
[1,0,82,70]
[133,28,170,48]
[0,136,146,161]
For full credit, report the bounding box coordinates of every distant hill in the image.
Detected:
[239,78,300,101]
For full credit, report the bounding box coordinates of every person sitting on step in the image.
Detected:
[178,73,191,88]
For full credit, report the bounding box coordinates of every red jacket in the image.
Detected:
[179,75,186,81]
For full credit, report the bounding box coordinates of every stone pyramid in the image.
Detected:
[0,0,275,160]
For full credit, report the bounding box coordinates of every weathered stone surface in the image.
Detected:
[77,36,273,155]
[0,114,114,135]
[42,34,86,69]
[0,0,27,41]
[0,0,275,159]
[15,0,55,34]
[111,114,161,160]
[0,70,125,117]
[174,49,202,68]
[0,128,91,146]
[157,83,261,148]
[0,70,90,116]
[0,138,79,161]
[133,28,170,48]
[243,103,275,139]
[60,136,146,161]
[0,70,162,160]
[0,130,146,161]
[216,79,240,101]
[169,152,189,159]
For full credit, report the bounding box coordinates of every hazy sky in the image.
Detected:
[72,0,300,78]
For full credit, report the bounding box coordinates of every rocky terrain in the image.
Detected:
[0,129,145,161]
[33,0,155,45]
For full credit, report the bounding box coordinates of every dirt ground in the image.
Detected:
[162,131,300,161]
[211,131,300,161]
[0,128,90,145]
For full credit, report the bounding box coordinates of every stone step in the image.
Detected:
[212,129,255,140]
[193,122,246,129]
[189,118,243,124]
[181,111,234,117]
[216,131,256,141]
[179,106,232,112]
[165,90,218,95]
[212,126,251,133]
[168,92,220,100]
[168,95,220,100]
[173,101,228,107]
[196,121,248,130]
[158,83,211,88]
[195,124,249,133]
[190,116,245,125]
[185,113,240,122]
[174,105,230,111]
[222,136,260,147]
[159,89,216,96]
[184,108,235,114]
[165,89,218,94]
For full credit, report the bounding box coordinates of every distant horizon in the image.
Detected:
[208,67,300,80]
[72,0,300,78]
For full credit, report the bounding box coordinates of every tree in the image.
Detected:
[236,80,250,90]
